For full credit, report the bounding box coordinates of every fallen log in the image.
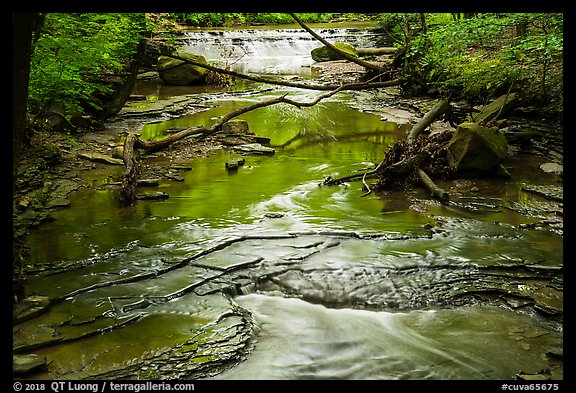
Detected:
[417,169,449,205]
[357,47,398,56]
[407,99,451,143]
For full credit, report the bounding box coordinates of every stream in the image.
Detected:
[15,24,563,381]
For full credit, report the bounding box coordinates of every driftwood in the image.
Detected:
[417,169,449,205]
[407,99,450,142]
[324,99,454,204]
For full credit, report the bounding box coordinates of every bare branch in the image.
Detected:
[289,13,388,74]
[160,52,400,91]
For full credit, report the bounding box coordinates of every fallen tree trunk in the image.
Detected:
[357,47,398,56]
[289,13,388,74]
[407,99,451,142]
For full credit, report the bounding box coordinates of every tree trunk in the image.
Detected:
[119,133,142,206]
[356,47,398,56]
[98,40,147,121]
[407,99,450,142]
[13,13,42,303]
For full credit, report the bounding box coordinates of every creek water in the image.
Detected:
[19,25,563,381]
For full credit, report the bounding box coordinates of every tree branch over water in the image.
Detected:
[160,52,400,91]
[119,73,392,205]
[289,12,389,74]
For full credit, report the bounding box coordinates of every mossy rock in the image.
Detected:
[311,42,358,62]
[157,53,209,86]
[447,122,509,177]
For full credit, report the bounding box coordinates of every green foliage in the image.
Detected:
[171,13,336,27]
[401,13,563,108]
[29,13,151,117]
[172,13,245,27]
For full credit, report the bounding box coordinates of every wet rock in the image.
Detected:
[521,184,563,202]
[515,369,551,381]
[311,42,358,62]
[157,53,209,86]
[546,347,563,360]
[165,173,185,182]
[226,158,246,171]
[13,295,51,324]
[45,197,71,209]
[111,146,124,159]
[222,119,250,134]
[137,178,160,187]
[13,354,47,374]
[539,162,563,175]
[232,143,275,156]
[136,191,169,201]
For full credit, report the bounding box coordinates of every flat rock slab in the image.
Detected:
[13,354,47,374]
[13,295,51,324]
[226,158,246,171]
[232,143,275,156]
[77,151,124,165]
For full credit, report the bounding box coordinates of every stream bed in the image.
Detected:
[15,25,563,381]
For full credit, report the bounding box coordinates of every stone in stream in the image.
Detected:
[311,42,359,62]
[446,122,509,178]
[225,157,246,172]
[221,119,250,134]
[157,53,209,86]
[136,191,169,201]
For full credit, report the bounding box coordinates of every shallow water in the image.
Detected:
[19,26,563,381]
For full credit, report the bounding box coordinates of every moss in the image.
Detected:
[311,42,359,62]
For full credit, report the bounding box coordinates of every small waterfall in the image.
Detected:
[179,28,389,75]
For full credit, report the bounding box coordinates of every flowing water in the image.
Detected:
[17,25,563,381]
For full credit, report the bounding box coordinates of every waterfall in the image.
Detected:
[179,27,389,75]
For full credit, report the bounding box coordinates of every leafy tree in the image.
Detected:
[28,13,152,127]
[398,13,562,109]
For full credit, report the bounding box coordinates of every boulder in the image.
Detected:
[157,53,209,86]
[222,119,250,134]
[311,42,358,62]
[447,122,509,177]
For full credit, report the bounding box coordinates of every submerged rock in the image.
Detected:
[13,295,50,324]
